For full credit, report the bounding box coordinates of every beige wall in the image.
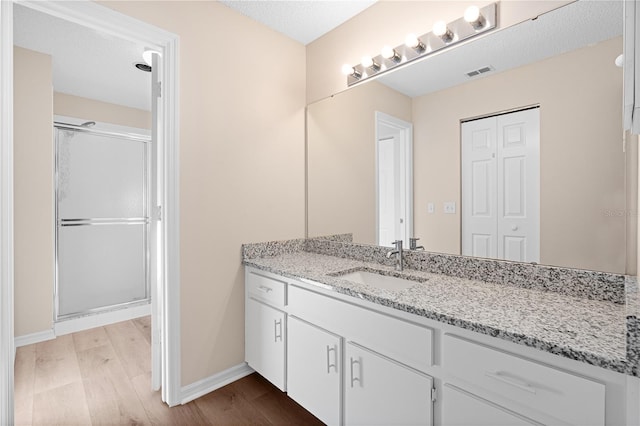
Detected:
[13,47,54,337]
[412,37,625,273]
[54,92,151,129]
[307,81,411,243]
[101,1,306,386]
[306,0,571,103]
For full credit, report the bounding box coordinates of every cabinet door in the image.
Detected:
[345,342,433,426]
[442,384,541,426]
[288,316,341,425]
[245,298,286,391]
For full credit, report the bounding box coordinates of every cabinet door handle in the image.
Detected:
[326,345,337,373]
[350,357,361,387]
[258,285,273,293]
[274,319,283,342]
[485,371,536,394]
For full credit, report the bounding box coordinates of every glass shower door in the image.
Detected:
[55,125,149,320]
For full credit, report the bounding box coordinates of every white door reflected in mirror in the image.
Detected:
[461,107,540,263]
[376,112,413,247]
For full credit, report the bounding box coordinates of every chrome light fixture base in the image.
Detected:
[346,3,497,86]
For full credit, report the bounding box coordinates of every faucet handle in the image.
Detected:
[390,240,403,250]
[409,237,420,250]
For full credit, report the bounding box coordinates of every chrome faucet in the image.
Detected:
[409,237,425,250]
[386,240,404,271]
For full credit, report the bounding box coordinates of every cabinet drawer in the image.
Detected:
[289,284,433,373]
[246,268,287,307]
[442,384,540,426]
[443,334,605,426]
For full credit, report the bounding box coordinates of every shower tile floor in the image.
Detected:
[14,317,322,425]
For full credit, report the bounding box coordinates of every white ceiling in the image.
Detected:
[12,1,622,112]
[13,4,152,112]
[376,0,623,98]
[12,1,374,112]
[219,0,377,45]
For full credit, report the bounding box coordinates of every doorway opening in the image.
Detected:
[375,111,413,247]
[1,1,181,422]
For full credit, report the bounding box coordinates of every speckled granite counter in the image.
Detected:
[242,238,640,377]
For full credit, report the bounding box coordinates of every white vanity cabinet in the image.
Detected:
[345,342,433,426]
[244,266,632,426]
[287,316,341,425]
[244,269,288,391]
[287,282,434,425]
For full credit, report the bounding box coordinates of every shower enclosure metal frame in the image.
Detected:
[53,121,151,322]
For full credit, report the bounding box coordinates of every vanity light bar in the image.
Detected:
[344,3,497,86]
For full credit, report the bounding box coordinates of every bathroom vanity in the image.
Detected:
[243,238,640,426]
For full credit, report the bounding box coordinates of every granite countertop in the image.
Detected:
[244,251,632,375]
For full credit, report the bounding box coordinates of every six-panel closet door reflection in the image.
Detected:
[55,126,149,320]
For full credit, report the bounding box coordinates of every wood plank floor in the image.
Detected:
[14,317,324,425]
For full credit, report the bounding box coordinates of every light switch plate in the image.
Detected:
[444,202,456,214]
[428,202,435,214]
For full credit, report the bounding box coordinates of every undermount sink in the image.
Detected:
[332,268,425,291]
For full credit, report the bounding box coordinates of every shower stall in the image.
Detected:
[54,120,150,322]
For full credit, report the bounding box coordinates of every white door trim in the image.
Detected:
[375,111,413,246]
[0,1,15,424]
[1,1,182,417]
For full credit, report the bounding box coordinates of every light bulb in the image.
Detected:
[464,5,486,30]
[405,34,419,48]
[361,56,374,68]
[381,45,401,62]
[341,63,362,78]
[405,34,425,52]
[342,64,355,76]
[381,46,395,59]
[433,21,454,43]
[464,6,480,23]
[142,49,160,66]
[432,21,447,37]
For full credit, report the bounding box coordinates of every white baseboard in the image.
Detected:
[14,329,56,348]
[54,303,151,336]
[180,362,254,405]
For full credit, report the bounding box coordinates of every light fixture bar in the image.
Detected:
[345,2,497,86]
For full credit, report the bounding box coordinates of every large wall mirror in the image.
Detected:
[307,0,638,274]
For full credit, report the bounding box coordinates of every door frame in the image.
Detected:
[375,111,413,246]
[0,1,182,422]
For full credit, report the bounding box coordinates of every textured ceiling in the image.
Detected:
[219,0,376,45]
[13,4,151,112]
[376,0,623,98]
[12,1,621,111]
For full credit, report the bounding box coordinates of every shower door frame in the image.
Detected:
[0,0,182,421]
[53,122,152,321]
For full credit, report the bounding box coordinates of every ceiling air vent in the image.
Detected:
[466,65,494,78]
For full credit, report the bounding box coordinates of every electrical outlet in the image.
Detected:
[427,202,435,214]
[444,202,456,214]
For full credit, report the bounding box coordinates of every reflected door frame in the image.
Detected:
[375,111,413,247]
[0,1,182,422]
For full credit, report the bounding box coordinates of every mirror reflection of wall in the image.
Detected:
[307,0,637,274]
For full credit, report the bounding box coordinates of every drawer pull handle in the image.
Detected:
[258,285,273,293]
[274,319,283,342]
[326,345,337,373]
[350,357,361,388]
[485,371,536,394]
